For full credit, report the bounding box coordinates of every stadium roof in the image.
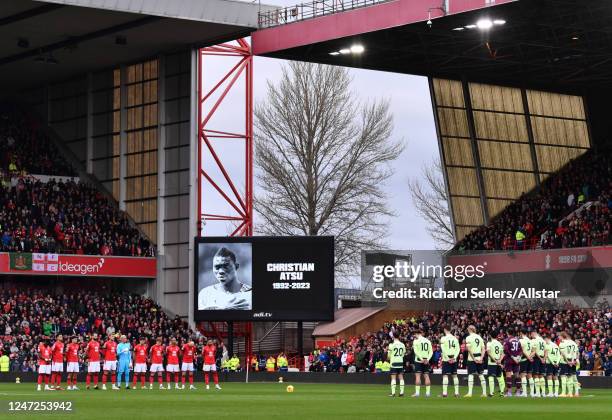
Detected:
[312,307,385,337]
[252,0,612,92]
[0,0,277,92]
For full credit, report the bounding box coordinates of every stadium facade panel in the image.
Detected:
[430,78,591,240]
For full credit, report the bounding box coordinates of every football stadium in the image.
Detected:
[0,0,610,419]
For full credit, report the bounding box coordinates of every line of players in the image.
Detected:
[35,333,224,391]
[387,325,581,398]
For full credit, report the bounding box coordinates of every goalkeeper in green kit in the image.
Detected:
[387,334,406,397]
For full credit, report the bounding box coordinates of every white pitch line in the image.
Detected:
[0,392,45,396]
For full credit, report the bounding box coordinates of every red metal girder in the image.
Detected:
[204,128,248,138]
[201,134,248,212]
[200,57,249,104]
[201,58,250,127]
[197,39,253,365]
[200,169,246,218]
[252,0,517,55]
[197,38,252,236]
[202,213,245,221]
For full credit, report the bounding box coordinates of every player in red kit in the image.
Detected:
[166,338,181,389]
[65,337,81,390]
[133,337,149,389]
[181,340,197,390]
[50,335,65,389]
[203,339,221,390]
[36,339,52,391]
[85,333,101,389]
[102,335,119,390]
[149,337,166,389]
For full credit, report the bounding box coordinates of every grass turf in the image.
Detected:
[0,382,610,419]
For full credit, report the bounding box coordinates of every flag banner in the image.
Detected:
[9,253,32,271]
[0,253,155,278]
[32,263,45,272]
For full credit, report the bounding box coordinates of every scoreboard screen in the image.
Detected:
[193,236,334,321]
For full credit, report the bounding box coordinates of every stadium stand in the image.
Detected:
[456,151,612,251]
[0,107,155,256]
[0,287,198,373]
[0,178,155,256]
[0,107,75,177]
[311,304,612,376]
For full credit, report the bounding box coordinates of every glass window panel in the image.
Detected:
[469,83,523,113]
[482,169,536,200]
[437,108,469,138]
[478,141,533,171]
[473,111,528,142]
[451,196,483,226]
[536,145,586,173]
[433,78,465,108]
[442,137,474,167]
[447,167,480,196]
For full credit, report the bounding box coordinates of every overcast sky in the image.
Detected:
[204,0,440,250]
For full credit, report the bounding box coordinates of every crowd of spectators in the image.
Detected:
[0,109,75,177]
[0,178,154,256]
[310,304,612,376]
[456,151,612,251]
[0,106,154,257]
[0,287,207,373]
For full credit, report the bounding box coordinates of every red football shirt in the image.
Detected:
[203,345,216,365]
[103,340,117,361]
[51,342,64,363]
[134,344,148,364]
[167,345,180,364]
[66,343,80,363]
[38,343,51,365]
[181,344,195,363]
[87,341,101,362]
[150,344,165,364]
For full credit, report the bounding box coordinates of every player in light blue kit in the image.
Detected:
[116,335,132,390]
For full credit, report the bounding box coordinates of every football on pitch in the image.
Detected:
[286,385,294,393]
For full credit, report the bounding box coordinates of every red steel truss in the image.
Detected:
[197,38,253,363]
[198,38,253,236]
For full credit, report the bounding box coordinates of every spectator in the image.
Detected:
[0,178,155,256]
[0,352,9,372]
[277,352,288,372]
[0,107,154,257]
[0,286,198,371]
[456,151,612,251]
[0,108,75,176]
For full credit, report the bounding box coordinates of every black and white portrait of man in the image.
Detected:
[197,243,252,311]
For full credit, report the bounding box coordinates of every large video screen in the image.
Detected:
[194,236,334,321]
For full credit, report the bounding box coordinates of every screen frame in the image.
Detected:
[193,236,334,322]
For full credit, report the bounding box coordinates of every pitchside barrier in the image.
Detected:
[2,372,611,388]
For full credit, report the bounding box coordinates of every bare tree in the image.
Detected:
[408,158,454,249]
[254,62,403,281]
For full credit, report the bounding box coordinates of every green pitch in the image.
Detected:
[0,383,610,419]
